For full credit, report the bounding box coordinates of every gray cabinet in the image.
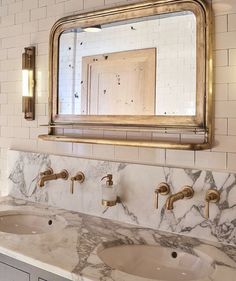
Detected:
[0,261,30,281]
[0,253,71,281]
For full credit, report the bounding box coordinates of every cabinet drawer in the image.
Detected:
[0,261,30,281]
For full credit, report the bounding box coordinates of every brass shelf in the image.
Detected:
[38,134,210,150]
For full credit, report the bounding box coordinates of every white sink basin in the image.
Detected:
[0,210,67,235]
[97,244,215,281]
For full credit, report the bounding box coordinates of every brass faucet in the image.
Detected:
[154,182,170,209]
[70,171,85,194]
[38,169,69,187]
[205,189,220,219]
[165,186,194,210]
[40,167,53,177]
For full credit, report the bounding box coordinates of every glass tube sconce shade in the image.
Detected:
[22,46,35,120]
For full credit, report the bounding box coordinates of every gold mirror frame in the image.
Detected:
[39,0,213,150]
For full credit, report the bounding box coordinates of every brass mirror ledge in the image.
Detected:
[39,134,211,150]
[39,0,213,150]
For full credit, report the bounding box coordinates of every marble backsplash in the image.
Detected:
[7,150,236,246]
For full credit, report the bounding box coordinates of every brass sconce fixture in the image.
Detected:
[22,46,36,120]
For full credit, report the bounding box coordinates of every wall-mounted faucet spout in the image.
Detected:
[165,186,194,210]
[38,169,69,187]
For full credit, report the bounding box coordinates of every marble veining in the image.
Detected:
[7,150,236,246]
[0,197,235,281]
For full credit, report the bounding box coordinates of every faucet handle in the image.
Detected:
[70,172,85,194]
[40,167,53,177]
[181,185,194,199]
[60,169,69,180]
[205,189,220,219]
[154,182,170,209]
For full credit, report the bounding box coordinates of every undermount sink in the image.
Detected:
[97,244,215,281]
[0,210,67,235]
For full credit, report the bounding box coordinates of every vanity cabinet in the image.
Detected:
[0,253,71,281]
[0,261,29,281]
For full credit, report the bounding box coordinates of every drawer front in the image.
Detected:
[0,261,30,281]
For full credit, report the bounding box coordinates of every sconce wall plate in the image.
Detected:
[22,46,36,120]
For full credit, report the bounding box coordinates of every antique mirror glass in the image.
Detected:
[40,0,212,150]
[58,12,196,116]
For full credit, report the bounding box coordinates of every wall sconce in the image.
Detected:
[22,46,35,120]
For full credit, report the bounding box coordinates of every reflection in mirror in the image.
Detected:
[58,11,196,116]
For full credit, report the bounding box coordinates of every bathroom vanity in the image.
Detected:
[0,0,235,279]
[0,197,235,281]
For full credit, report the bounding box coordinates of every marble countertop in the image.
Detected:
[0,197,235,281]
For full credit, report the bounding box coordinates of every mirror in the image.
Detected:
[58,11,196,116]
[40,0,213,150]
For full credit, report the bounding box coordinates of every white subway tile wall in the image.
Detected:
[0,0,235,190]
